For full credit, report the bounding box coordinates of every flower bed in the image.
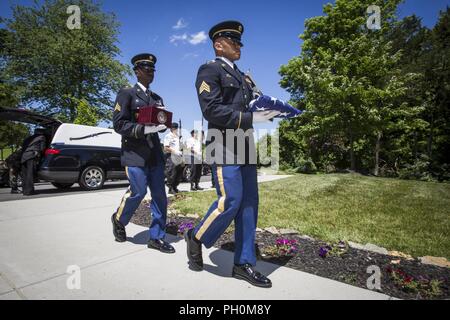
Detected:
[131,202,450,300]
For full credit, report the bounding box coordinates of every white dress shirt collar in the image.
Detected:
[137,82,150,93]
[217,56,235,70]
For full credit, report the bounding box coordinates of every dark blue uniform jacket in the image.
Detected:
[113,84,166,167]
[195,58,257,165]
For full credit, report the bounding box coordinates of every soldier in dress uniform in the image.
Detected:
[111,53,175,254]
[163,122,184,194]
[186,129,204,191]
[184,21,280,288]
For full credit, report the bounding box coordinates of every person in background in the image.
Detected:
[164,123,184,195]
[5,147,22,194]
[186,129,204,191]
[20,128,47,196]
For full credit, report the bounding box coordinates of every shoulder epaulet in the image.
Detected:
[120,85,133,92]
[206,59,217,65]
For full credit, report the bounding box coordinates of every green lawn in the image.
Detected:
[172,173,450,259]
[0,148,13,161]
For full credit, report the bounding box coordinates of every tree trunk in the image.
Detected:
[427,114,434,160]
[349,131,356,171]
[413,131,418,160]
[374,131,382,176]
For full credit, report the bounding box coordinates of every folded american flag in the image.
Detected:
[248,95,302,119]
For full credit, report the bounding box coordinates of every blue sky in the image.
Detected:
[1,0,449,133]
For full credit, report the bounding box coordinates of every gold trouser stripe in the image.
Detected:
[116,187,131,222]
[195,166,226,240]
[116,167,131,222]
[237,112,242,129]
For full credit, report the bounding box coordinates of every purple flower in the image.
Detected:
[319,246,329,258]
[178,222,193,234]
[276,238,289,245]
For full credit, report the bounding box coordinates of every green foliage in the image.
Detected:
[0,55,30,148]
[257,133,272,167]
[388,267,444,298]
[293,154,317,174]
[2,0,131,122]
[73,98,100,126]
[278,1,450,181]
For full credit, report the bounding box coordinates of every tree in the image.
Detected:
[0,27,30,150]
[2,0,131,123]
[73,98,100,126]
[423,8,450,171]
[279,0,417,175]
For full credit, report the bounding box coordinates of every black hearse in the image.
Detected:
[0,107,126,190]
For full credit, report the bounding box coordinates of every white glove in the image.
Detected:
[253,110,281,123]
[144,124,166,134]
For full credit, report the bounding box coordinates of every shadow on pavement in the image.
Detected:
[202,247,284,280]
[127,230,183,246]
[33,182,129,195]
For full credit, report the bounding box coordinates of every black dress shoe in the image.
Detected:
[11,189,21,194]
[184,229,203,271]
[190,184,197,191]
[111,213,126,242]
[148,239,175,253]
[232,264,272,288]
[168,188,177,195]
[195,184,204,191]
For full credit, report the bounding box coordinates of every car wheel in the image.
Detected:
[202,164,211,176]
[51,182,74,189]
[182,166,191,182]
[79,166,105,190]
[16,173,23,188]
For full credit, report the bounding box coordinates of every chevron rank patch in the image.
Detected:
[199,81,210,94]
[114,103,121,112]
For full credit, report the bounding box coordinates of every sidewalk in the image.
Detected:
[0,175,393,300]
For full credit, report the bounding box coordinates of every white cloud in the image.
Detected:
[173,18,188,30]
[182,53,199,60]
[170,31,207,46]
[188,31,207,45]
[170,33,188,46]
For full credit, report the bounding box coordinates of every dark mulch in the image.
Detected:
[131,202,450,300]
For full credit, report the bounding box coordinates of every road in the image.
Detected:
[0,176,213,202]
